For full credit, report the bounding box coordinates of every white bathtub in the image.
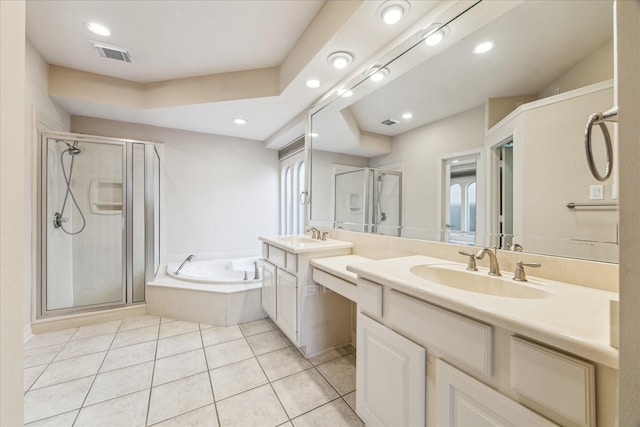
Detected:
[147,256,266,327]
[166,257,262,284]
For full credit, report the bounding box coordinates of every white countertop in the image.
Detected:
[260,235,354,254]
[310,255,373,284]
[347,255,619,369]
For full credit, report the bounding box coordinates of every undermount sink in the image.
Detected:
[278,236,320,244]
[409,264,553,299]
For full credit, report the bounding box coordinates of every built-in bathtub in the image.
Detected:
[147,256,266,327]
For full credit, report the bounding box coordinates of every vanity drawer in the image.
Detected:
[511,336,596,427]
[267,245,286,268]
[357,279,383,319]
[387,290,493,376]
[285,251,297,273]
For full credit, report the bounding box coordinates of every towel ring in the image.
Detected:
[584,106,617,182]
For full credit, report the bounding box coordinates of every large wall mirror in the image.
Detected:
[309,0,617,263]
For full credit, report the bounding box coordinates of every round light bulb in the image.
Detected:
[233,118,247,125]
[382,5,403,25]
[306,79,322,89]
[424,31,444,46]
[332,56,349,69]
[402,113,413,120]
[87,22,110,37]
[474,41,494,54]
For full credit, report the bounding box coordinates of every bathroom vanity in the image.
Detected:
[343,255,618,427]
[258,235,354,357]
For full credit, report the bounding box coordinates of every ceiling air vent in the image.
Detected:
[91,41,133,63]
[381,119,398,126]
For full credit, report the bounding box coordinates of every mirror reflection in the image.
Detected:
[309,0,617,263]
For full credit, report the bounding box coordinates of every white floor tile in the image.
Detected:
[316,354,356,395]
[201,325,243,347]
[151,403,219,427]
[239,318,275,337]
[72,320,121,341]
[111,325,159,349]
[257,346,312,382]
[308,346,351,366]
[291,398,363,427]
[204,338,254,369]
[101,341,157,373]
[85,361,153,406]
[75,389,149,427]
[210,358,268,401]
[272,369,338,419]
[54,334,114,361]
[147,372,214,425]
[24,344,64,368]
[24,365,47,392]
[24,376,93,424]
[25,410,78,427]
[158,320,200,339]
[32,352,105,390]
[119,315,160,332]
[24,328,77,350]
[156,331,203,359]
[216,384,288,427]
[343,391,356,412]
[246,330,291,356]
[153,349,207,386]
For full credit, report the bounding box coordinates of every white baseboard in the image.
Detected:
[24,323,34,344]
[31,305,147,335]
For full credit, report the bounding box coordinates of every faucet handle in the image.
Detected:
[458,251,478,271]
[321,231,329,241]
[513,261,541,282]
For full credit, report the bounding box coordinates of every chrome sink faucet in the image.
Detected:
[306,226,320,239]
[475,247,501,276]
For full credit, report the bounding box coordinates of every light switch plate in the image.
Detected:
[590,184,604,200]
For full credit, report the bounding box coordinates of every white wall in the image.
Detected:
[25,42,71,324]
[371,106,485,240]
[71,117,280,261]
[1,1,25,423]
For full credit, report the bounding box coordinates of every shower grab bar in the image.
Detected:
[584,106,617,182]
[566,201,618,209]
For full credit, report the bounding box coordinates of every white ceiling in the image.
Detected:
[25,0,439,145]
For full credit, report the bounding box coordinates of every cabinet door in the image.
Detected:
[276,268,297,344]
[436,359,558,427]
[262,261,277,320]
[356,312,426,427]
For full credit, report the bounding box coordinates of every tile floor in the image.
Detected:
[24,316,363,427]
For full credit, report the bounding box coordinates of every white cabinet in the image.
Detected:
[436,359,558,427]
[356,312,426,427]
[276,268,297,343]
[261,261,276,320]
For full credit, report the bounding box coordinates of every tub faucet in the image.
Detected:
[254,261,260,280]
[475,247,501,276]
[306,226,320,239]
[174,254,195,275]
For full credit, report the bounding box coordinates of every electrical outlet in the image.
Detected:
[590,184,604,200]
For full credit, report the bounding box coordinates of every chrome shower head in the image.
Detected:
[61,140,81,156]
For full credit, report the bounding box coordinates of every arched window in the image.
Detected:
[466,182,476,232]
[281,166,292,234]
[294,160,305,234]
[449,183,462,231]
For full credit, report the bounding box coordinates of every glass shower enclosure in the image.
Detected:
[333,168,402,236]
[38,132,161,318]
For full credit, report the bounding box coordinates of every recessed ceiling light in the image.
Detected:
[308,132,319,138]
[474,41,494,54]
[402,112,413,119]
[377,0,410,25]
[425,31,444,46]
[233,118,247,125]
[87,22,110,37]
[420,23,449,47]
[367,66,389,82]
[327,51,354,69]
[306,79,322,89]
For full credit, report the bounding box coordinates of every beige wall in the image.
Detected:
[0,1,25,424]
[618,0,640,424]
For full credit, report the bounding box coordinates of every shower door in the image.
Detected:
[42,137,127,314]
[334,169,368,232]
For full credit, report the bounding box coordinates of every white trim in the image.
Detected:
[24,324,33,344]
